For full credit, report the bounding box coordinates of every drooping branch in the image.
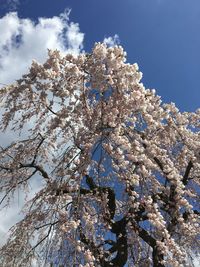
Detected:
[31,134,45,165]
[130,219,165,267]
[0,169,37,205]
[85,175,116,221]
[182,160,193,185]
[55,175,154,266]
[27,220,59,257]
[55,176,128,266]
[84,176,128,266]
[109,216,128,267]
[20,163,51,183]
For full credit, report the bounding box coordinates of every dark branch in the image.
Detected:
[182,161,193,185]
[20,163,50,182]
[31,134,45,165]
[130,218,164,267]
[0,169,37,205]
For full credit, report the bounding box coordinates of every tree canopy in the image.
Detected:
[0,43,199,267]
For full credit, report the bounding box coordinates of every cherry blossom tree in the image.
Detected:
[0,43,199,267]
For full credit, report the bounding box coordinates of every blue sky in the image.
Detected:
[0,1,200,265]
[1,0,200,111]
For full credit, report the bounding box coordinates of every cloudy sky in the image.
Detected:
[1,0,200,111]
[0,0,200,264]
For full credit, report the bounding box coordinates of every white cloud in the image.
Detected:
[103,34,120,47]
[193,256,200,267]
[186,252,200,267]
[193,257,200,267]
[0,10,84,85]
